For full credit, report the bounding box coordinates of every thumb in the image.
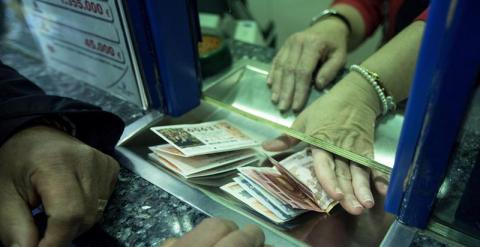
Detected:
[262,135,300,151]
[263,112,306,151]
[0,183,39,247]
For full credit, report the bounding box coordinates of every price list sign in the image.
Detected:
[22,0,147,108]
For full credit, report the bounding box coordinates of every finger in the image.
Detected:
[172,218,238,247]
[262,112,306,151]
[350,163,374,208]
[334,157,364,215]
[77,152,116,223]
[271,49,289,103]
[278,43,302,111]
[311,149,344,201]
[372,169,390,196]
[0,182,39,247]
[33,170,87,247]
[262,135,300,151]
[292,44,323,111]
[214,224,264,247]
[315,49,346,89]
[278,72,295,111]
[160,238,177,247]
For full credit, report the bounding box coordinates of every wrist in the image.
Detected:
[310,17,349,38]
[310,9,352,34]
[332,73,383,117]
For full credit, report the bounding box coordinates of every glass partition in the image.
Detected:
[19,0,148,108]
[203,59,402,172]
[430,83,480,245]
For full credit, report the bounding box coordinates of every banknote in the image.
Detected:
[234,176,304,221]
[238,174,305,217]
[238,167,323,212]
[220,182,285,223]
[276,149,338,212]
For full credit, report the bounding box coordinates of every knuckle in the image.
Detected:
[312,41,327,51]
[283,65,296,74]
[294,67,311,77]
[288,33,303,43]
[55,203,88,224]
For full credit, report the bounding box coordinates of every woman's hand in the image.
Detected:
[264,74,390,215]
[268,17,349,112]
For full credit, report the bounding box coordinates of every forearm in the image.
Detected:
[362,21,425,103]
[332,21,426,116]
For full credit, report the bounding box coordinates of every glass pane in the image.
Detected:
[9,0,148,109]
[203,59,402,171]
[432,83,480,242]
[0,0,144,123]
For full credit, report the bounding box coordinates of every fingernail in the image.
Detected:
[335,187,344,196]
[351,200,363,209]
[316,77,325,87]
[271,93,279,103]
[278,102,288,111]
[363,199,375,208]
[263,139,284,149]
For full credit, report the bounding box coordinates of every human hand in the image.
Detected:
[160,218,265,247]
[268,17,349,112]
[0,126,120,247]
[263,74,390,215]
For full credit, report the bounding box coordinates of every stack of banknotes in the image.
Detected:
[148,120,260,180]
[222,149,338,224]
[148,120,337,224]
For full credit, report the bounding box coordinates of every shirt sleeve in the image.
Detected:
[331,0,385,37]
[416,8,429,21]
[0,60,124,155]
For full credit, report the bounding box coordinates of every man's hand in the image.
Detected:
[268,17,349,112]
[264,74,390,215]
[161,218,265,247]
[0,126,119,247]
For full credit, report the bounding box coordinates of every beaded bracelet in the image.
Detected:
[349,65,396,115]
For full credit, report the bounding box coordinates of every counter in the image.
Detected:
[0,37,446,246]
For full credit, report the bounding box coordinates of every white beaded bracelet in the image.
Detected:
[349,65,396,115]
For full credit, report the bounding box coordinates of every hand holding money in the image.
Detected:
[263,82,390,215]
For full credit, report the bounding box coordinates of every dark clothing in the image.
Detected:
[0,60,124,155]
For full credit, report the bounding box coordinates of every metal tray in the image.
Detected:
[203,59,403,172]
[117,100,393,246]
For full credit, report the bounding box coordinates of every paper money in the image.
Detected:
[221,182,285,223]
[238,167,323,212]
[234,176,304,221]
[276,149,338,212]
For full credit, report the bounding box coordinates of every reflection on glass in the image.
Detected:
[433,85,480,241]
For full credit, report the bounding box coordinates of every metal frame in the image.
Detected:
[386,0,480,230]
